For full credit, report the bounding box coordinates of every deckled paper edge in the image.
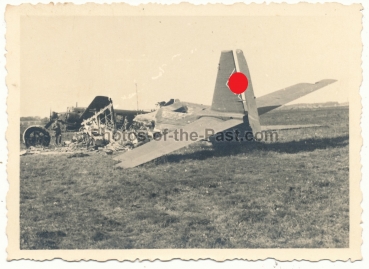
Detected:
[5,2,363,261]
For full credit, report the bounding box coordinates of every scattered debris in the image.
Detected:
[67,152,90,158]
[63,141,72,146]
[22,96,152,148]
[104,149,114,155]
[20,146,43,156]
[20,107,160,157]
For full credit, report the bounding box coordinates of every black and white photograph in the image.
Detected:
[5,2,363,262]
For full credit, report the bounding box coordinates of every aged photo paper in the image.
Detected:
[6,3,362,261]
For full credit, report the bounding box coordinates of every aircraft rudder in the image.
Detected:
[236,50,261,133]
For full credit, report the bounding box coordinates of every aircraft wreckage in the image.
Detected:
[22,96,151,148]
[22,96,179,150]
[22,49,337,166]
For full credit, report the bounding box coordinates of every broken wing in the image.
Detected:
[114,117,243,168]
[79,96,112,121]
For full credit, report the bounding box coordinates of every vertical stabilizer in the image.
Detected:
[236,49,261,133]
[211,51,245,114]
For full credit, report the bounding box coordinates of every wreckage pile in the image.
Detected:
[21,97,158,156]
[20,125,152,156]
[20,137,132,156]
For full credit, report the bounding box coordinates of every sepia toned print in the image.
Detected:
[6,3,362,261]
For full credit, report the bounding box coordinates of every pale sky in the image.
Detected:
[21,15,355,117]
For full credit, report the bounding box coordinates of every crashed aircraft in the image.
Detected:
[22,96,148,148]
[113,49,336,168]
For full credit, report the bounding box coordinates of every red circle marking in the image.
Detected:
[228,72,248,94]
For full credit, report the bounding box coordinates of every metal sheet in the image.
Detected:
[261,124,322,131]
[256,79,337,115]
[210,50,245,115]
[114,117,243,168]
[236,49,261,133]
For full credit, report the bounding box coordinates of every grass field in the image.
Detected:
[20,107,349,249]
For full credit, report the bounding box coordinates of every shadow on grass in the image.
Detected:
[159,135,349,164]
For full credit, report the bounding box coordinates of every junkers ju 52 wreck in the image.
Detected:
[22,96,148,148]
[23,49,337,165]
[113,49,337,168]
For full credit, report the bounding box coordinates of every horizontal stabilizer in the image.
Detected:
[257,79,337,115]
[261,124,323,131]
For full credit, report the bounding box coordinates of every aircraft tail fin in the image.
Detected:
[210,50,245,115]
[210,50,261,134]
[235,50,261,133]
